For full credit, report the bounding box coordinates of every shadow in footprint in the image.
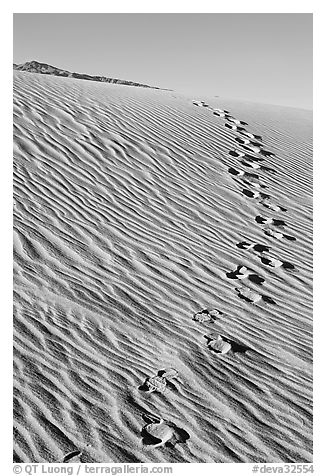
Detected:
[165,423,191,448]
[262,295,277,304]
[228,167,244,177]
[62,450,82,463]
[166,380,179,393]
[282,261,296,270]
[248,274,265,285]
[229,150,244,158]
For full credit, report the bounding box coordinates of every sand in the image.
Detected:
[13,70,313,463]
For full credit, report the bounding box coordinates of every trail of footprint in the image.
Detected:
[228,167,268,190]
[220,110,295,307]
[225,124,263,142]
[235,242,295,270]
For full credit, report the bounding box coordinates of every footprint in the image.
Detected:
[255,216,286,227]
[248,181,267,190]
[260,165,277,173]
[240,160,277,173]
[235,137,262,148]
[243,152,265,162]
[239,160,260,170]
[228,166,245,177]
[259,256,295,270]
[225,123,246,132]
[235,287,276,304]
[192,100,209,107]
[139,368,178,394]
[214,108,230,113]
[242,189,270,199]
[226,116,248,126]
[205,333,251,354]
[228,167,264,181]
[228,168,267,189]
[229,150,264,163]
[236,241,270,253]
[229,149,245,158]
[141,414,190,448]
[240,131,263,141]
[213,110,226,117]
[204,334,231,354]
[226,265,265,285]
[193,308,223,323]
[259,198,287,212]
[226,265,250,280]
[243,178,268,189]
[263,228,296,241]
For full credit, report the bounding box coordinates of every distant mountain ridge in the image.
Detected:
[13,61,162,90]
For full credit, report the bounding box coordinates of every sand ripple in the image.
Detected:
[13,72,312,463]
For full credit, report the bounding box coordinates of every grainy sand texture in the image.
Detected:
[13,70,313,463]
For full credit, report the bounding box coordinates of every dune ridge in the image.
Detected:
[13,70,312,463]
[13,61,164,90]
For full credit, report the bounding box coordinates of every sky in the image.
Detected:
[13,13,312,110]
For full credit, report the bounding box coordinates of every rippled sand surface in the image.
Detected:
[13,71,312,463]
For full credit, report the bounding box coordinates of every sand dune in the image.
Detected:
[13,71,312,463]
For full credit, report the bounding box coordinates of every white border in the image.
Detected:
[3,3,322,474]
